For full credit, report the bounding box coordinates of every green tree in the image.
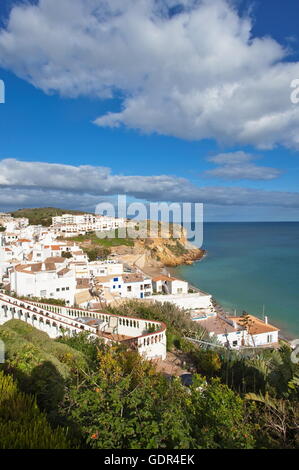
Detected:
[60,346,192,449]
[189,378,255,449]
[0,371,70,449]
[246,392,299,448]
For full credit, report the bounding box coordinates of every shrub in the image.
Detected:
[0,371,70,449]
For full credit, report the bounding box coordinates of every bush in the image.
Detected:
[190,349,222,378]
[0,321,87,413]
[106,300,208,347]
[0,371,70,449]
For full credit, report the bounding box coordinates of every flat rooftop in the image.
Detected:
[198,315,239,334]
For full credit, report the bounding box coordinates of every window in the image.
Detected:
[56,288,60,292]
[113,277,118,282]
[267,334,273,343]
[62,287,65,291]
[66,287,69,291]
[127,286,132,292]
[232,340,238,347]
[177,288,182,294]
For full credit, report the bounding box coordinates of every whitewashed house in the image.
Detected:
[152,275,189,295]
[95,272,152,300]
[228,315,279,347]
[88,260,124,277]
[9,258,76,305]
[50,213,127,237]
[147,291,214,312]
[197,314,279,349]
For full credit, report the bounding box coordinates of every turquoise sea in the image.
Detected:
[174,222,299,339]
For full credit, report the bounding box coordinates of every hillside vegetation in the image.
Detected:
[0,315,298,449]
[11,207,89,226]
[0,320,88,412]
[10,207,205,266]
[0,371,70,449]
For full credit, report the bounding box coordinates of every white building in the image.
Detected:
[0,292,167,360]
[230,314,279,347]
[3,232,19,244]
[147,291,214,311]
[51,213,127,237]
[95,272,153,300]
[0,214,29,230]
[197,314,279,349]
[88,260,124,277]
[52,214,96,225]
[9,258,76,305]
[152,275,189,295]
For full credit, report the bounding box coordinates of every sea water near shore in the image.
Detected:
[174,222,299,339]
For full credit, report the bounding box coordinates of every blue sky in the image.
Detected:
[0,0,299,221]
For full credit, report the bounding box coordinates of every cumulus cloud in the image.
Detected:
[0,0,299,147]
[203,151,282,180]
[0,158,299,210]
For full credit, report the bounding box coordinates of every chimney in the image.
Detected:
[264,316,268,324]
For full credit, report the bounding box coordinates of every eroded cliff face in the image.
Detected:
[111,223,205,267]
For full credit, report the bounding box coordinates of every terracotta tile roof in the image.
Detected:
[152,275,180,282]
[15,263,42,273]
[228,315,279,335]
[76,278,90,289]
[44,263,56,271]
[122,273,146,283]
[57,267,71,276]
[15,262,59,273]
[96,274,117,283]
[44,256,65,264]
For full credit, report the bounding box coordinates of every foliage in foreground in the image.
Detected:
[0,318,298,449]
[0,371,70,449]
[0,320,87,412]
[58,342,255,449]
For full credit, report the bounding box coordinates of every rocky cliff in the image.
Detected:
[110,222,205,269]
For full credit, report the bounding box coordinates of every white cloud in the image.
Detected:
[0,158,298,211]
[203,151,282,180]
[0,0,299,147]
